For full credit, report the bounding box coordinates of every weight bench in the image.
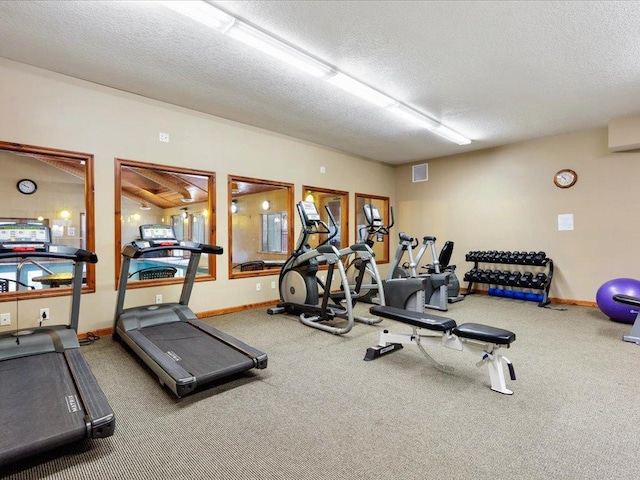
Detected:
[613,294,640,344]
[365,305,517,394]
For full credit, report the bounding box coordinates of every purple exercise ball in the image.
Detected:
[596,278,640,324]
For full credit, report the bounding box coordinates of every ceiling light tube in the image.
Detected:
[227,21,335,78]
[387,104,440,130]
[431,125,472,145]
[326,72,398,108]
[160,1,235,33]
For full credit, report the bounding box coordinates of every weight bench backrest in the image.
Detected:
[439,241,454,269]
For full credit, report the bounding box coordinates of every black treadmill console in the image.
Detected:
[139,224,179,247]
[299,201,321,225]
[0,223,51,252]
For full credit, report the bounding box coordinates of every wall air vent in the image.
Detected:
[412,163,428,182]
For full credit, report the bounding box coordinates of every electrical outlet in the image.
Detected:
[155,294,163,304]
[320,166,326,173]
[271,281,276,289]
[256,283,261,292]
[40,308,50,323]
[159,132,170,143]
[0,313,10,326]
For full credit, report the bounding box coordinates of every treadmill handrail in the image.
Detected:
[122,241,223,259]
[0,245,98,263]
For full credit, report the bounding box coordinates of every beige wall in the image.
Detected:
[394,128,640,303]
[0,58,394,333]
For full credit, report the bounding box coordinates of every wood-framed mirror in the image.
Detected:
[228,175,294,278]
[114,158,216,289]
[301,186,349,252]
[0,140,95,301]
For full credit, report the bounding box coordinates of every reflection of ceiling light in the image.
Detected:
[305,193,314,202]
[60,210,71,219]
[181,207,188,218]
[180,198,194,203]
[231,200,238,214]
[262,200,270,211]
[140,204,151,210]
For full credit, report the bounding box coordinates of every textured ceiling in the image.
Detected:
[0,1,638,165]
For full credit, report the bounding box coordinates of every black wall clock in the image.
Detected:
[16,178,38,195]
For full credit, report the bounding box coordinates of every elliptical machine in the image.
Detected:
[267,201,383,335]
[344,203,394,304]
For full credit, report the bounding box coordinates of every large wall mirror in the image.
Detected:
[229,175,293,278]
[302,186,349,252]
[0,141,95,301]
[115,159,216,289]
[355,193,391,264]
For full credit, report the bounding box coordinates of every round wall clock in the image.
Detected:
[554,169,577,189]
[16,178,38,195]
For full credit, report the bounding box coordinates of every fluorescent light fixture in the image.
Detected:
[431,125,472,145]
[228,22,335,78]
[161,0,471,145]
[160,1,235,32]
[387,104,439,130]
[327,73,398,108]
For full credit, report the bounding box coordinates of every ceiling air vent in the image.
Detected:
[412,163,428,182]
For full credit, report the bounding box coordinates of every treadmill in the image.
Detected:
[0,223,115,467]
[113,224,268,398]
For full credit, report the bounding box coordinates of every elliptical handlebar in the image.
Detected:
[360,204,394,243]
[296,201,338,249]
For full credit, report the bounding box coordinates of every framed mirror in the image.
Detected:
[115,159,216,288]
[0,141,95,301]
[355,193,391,264]
[301,186,349,252]
[229,175,293,278]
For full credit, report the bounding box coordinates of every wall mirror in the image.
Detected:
[115,159,216,289]
[0,141,95,301]
[302,186,349,252]
[229,175,293,278]
[355,193,391,264]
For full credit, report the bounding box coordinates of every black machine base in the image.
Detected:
[364,343,403,361]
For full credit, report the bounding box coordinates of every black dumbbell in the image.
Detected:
[530,272,548,288]
[479,270,492,283]
[464,269,477,282]
[507,271,522,286]
[518,272,534,287]
[488,270,500,283]
[524,251,536,264]
[508,251,519,263]
[515,252,527,264]
[496,270,510,285]
[533,251,547,265]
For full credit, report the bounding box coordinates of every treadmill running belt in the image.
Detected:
[0,352,87,465]
[141,322,256,378]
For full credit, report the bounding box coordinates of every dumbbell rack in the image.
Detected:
[463,251,553,307]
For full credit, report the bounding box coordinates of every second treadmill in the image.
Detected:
[113,224,267,397]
